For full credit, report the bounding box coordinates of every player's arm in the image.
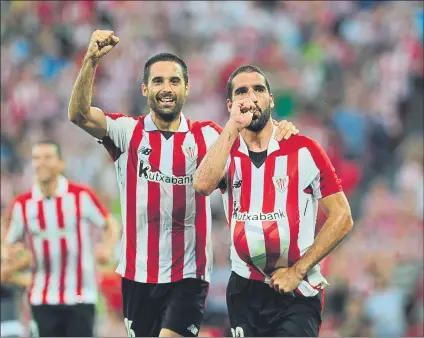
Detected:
[2,200,33,279]
[193,121,239,196]
[83,188,121,264]
[293,191,353,277]
[5,271,32,288]
[1,244,32,281]
[194,98,257,196]
[99,215,121,255]
[68,30,119,139]
[270,137,353,293]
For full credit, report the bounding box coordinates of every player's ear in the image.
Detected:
[185,83,190,97]
[141,83,148,97]
[226,99,232,114]
[269,93,275,109]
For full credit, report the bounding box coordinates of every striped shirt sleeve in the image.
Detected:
[199,122,230,192]
[104,113,138,154]
[304,138,343,199]
[81,188,109,228]
[5,199,25,244]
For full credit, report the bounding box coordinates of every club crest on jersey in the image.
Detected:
[182,144,198,162]
[273,176,289,193]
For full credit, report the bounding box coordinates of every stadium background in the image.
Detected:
[1,0,423,337]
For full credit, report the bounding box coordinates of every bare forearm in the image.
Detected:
[68,57,98,124]
[9,272,32,288]
[102,216,120,248]
[294,213,353,276]
[194,121,239,195]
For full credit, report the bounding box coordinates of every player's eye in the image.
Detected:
[235,88,247,95]
[152,79,162,85]
[255,87,265,92]
[171,78,180,85]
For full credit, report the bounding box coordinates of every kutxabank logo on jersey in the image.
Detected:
[138,162,193,185]
[232,202,286,221]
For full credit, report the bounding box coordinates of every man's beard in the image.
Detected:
[246,105,272,132]
[148,93,185,122]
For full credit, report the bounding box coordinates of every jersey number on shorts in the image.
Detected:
[231,327,245,337]
[124,318,135,337]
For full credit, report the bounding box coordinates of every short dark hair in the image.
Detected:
[33,140,62,159]
[143,52,189,85]
[227,65,271,100]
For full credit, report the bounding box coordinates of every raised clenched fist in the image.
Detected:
[86,30,120,62]
[228,98,258,131]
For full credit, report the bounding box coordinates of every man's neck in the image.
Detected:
[151,111,181,132]
[37,176,59,198]
[240,120,274,152]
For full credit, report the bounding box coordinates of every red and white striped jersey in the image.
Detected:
[221,128,343,297]
[101,112,221,284]
[5,175,109,305]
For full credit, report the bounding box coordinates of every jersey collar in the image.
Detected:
[144,113,189,132]
[32,175,69,201]
[238,126,280,156]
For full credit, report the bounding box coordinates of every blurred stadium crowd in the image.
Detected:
[1,1,423,337]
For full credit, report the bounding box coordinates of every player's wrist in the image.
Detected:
[292,262,308,279]
[83,54,100,67]
[226,118,243,134]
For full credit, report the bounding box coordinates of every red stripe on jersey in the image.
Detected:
[240,157,252,213]
[56,197,67,304]
[74,189,83,299]
[146,131,161,283]
[171,133,187,282]
[19,194,36,301]
[85,187,109,217]
[287,151,301,266]
[262,156,280,274]
[125,119,145,280]
[194,129,207,279]
[227,158,236,226]
[37,201,50,304]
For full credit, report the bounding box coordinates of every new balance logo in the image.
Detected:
[187,325,199,335]
[138,146,152,156]
[233,180,242,188]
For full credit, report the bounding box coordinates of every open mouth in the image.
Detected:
[158,97,176,107]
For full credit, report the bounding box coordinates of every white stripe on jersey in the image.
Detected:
[158,134,174,283]
[43,198,60,304]
[245,163,267,272]
[274,156,290,269]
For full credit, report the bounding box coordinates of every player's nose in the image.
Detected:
[249,90,258,103]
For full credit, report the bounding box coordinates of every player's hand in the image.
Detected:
[228,98,258,132]
[269,267,304,294]
[1,242,24,262]
[0,265,11,282]
[95,244,113,265]
[86,30,120,62]
[273,120,299,140]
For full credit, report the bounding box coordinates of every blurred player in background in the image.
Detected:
[2,140,120,337]
[68,30,299,337]
[1,219,31,338]
[194,65,354,337]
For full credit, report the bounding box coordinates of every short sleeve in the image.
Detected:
[5,199,25,244]
[201,122,222,151]
[303,138,343,199]
[81,188,109,228]
[104,113,138,155]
